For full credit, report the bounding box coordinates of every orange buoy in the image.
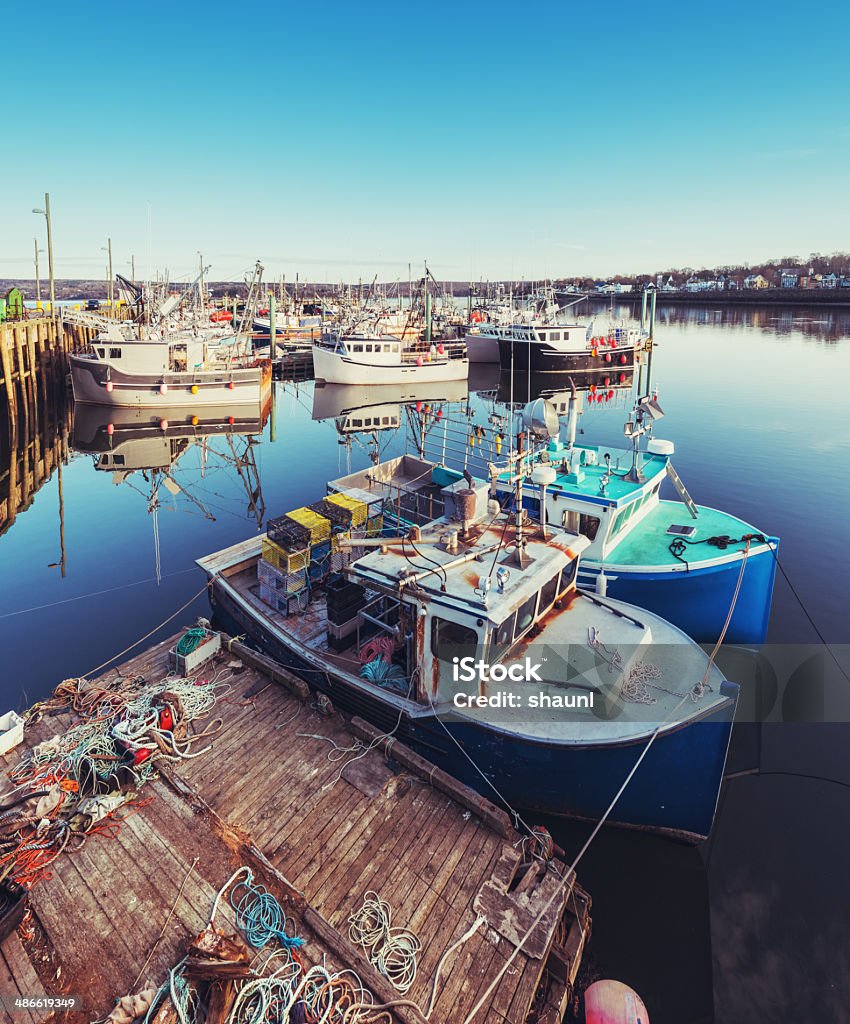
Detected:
[105,380,114,392]
[159,419,168,431]
[107,423,115,435]
[620,354,627,364]
[228,381,235,390]
[585,980,649,1024]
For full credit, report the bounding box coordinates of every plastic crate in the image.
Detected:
[258,560,307,594]
[331,549,352,572]
[0,710,24,757]
[325,491,369,527]
[262,537,310,572]
[267,515,311,550]
[286,507,331,544]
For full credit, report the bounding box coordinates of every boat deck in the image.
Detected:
[0,632,589,1024]
[607,499,765,568]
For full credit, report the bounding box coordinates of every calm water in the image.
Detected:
[1,304,849,1022]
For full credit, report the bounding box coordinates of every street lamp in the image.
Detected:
[101,237,113,308]
[33,238,45,302]
[32,193,55,313]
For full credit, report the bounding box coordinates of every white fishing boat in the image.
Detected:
[68,262,272,408]
[312,331,468,385]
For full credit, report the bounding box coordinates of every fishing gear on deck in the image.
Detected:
[668,531,767,569]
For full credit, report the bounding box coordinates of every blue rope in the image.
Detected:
[230,872,304,950]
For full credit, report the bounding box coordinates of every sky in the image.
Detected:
[2,0,850,284]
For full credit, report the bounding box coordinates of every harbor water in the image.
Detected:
[1,303,849,1023]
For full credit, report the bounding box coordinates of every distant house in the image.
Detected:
[820,273,838,289]
[779,269,799,288]
[744,274,770,289]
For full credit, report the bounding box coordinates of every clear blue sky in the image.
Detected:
[3,0,849,283]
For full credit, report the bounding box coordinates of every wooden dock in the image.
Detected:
[0,631,590,1024]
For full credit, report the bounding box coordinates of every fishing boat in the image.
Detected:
[68,264,272,408]
[312,331,468,385]
[198,431,740,842]
[490,386,779,645]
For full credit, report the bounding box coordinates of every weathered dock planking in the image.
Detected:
[0,630,590,1024]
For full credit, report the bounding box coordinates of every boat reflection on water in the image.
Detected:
[71,401,270,577]
[494,367,636,410]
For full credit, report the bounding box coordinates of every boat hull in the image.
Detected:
[70,355,271,408]
[575,545,778,646]
[498,338,636,373]
[208,575,737,842]
[465,333,500,363]
[312,343,468,385]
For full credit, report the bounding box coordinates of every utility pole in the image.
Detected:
[107,237,113,308]
[33,193,55,311]
[34,238,42,302]
[131,254,136,281]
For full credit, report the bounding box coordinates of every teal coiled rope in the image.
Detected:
[175,627,208,657]
[230,871,305,950]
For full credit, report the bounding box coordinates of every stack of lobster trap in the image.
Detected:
[257,486,385,614]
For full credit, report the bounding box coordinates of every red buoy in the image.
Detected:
[604,354,612,363]
[619,372,626,383]
[620,354,627,364]
[228,381,235,390]
[228,416,235,425]
[159,419,168,431]
[107,423,115,435]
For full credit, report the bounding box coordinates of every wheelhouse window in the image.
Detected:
[432,617,478,663]
[353,344,363,353]
[97,348,106,358]
[515,593,538,638]
[579,513,600,540]
[109,348,122,359]
[550,331,560,341]
[491,612,516,658]
[365,344,373,353]
[539,573,559,613]
[559,559,578,594]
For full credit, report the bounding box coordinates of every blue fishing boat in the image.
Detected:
[198,451,740,842]
[490,388,779,645]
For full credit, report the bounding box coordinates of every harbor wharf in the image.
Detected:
[0,630,590,1024]
[0,318,87,433]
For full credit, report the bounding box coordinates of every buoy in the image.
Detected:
[604,353,612,363]
[415,401,423,413]
[106,423,115,436]
[191,415,199,426]
[620,354,627,364]
[590,384,596,392]
[105,380,114,392]
[584,979,649,1024]
[436,408,442,419]
[603,375,610,386]
[228,381,235,390]
[191,384,198,394]
[588,393,595,403]
[608,389,614,399]
[159,382,168,395]
[619,372,626,383]
[610,337,617,348]
[416,356,423,367]
[591,348,597,357]
[159,419,168,431]
[228,416,235,425]
[437,343,444,355]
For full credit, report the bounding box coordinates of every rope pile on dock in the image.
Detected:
[0,673,228,890]
[114,867,398,1024]
[348,891,421,995]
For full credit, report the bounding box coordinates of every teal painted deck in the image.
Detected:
[607,499,761,567]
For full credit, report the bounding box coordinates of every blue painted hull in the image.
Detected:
[577,543,778,645]
[210,579,738,842]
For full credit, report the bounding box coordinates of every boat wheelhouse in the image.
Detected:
[491,394,779,645]
[198,454,740,842]
[493,321,640,373]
